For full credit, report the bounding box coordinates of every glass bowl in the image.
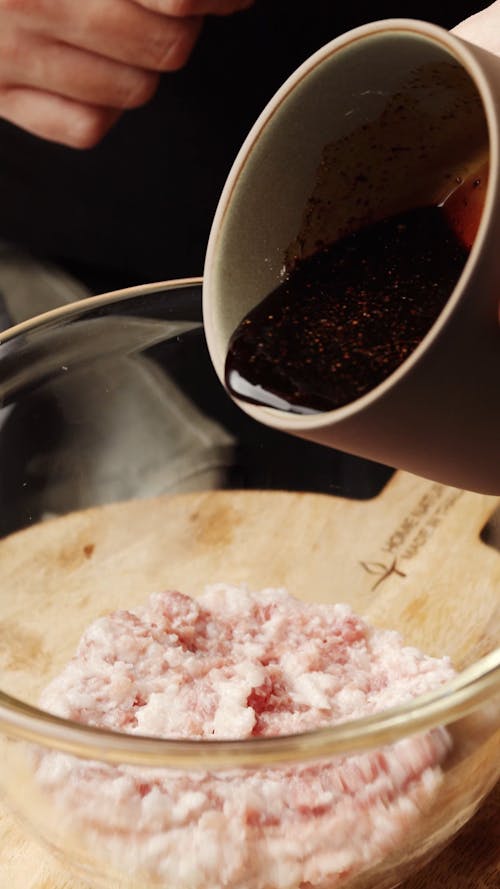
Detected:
[0,278,498,889]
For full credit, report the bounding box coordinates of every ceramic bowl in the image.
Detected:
[203,19,500,494]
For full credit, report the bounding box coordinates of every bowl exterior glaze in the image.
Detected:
[203,20,500,494]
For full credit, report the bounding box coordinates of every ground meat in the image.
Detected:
[38,585,455,889]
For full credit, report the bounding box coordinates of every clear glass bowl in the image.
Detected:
[0,278,499,889]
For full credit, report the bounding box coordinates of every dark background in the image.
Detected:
[0,1,485,293]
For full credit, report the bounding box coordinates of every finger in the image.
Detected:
[451,1,500,56]
[0,85,121,148]
[0,30,159,110]
[0,0,204,72]
[135,0,254,15]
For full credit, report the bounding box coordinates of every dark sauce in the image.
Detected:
[225,206,470,414]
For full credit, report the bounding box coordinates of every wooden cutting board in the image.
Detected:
[0,471,499,887]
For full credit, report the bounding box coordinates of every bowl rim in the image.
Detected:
[0,276,499,768]
[0,276,204,345]
[1,650,499,768]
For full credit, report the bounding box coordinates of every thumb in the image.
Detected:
[451,1,500,56]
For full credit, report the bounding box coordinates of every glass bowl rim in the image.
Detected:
[0,276,499,768]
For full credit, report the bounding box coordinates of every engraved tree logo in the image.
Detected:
[360,558,407,591]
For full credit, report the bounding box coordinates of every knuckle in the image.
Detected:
[0,26,34,70]
[0,85,11,108]
[0,38,21,70]
[120,70,158,108]
[140,0,199,16]
[0,0,27,13]
[0,84,116,149]
[154,24,197,71]
[145,31,175,71]
[166,0,199,15]
[68,108,114,149]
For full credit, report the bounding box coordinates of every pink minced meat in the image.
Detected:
[38,585,455,889]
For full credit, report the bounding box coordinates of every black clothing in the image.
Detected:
[0,1,482,292]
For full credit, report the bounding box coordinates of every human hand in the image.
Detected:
[0,0,253,149]
[451,1,500,55]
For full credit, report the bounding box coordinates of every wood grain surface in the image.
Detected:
[0,474,499,887]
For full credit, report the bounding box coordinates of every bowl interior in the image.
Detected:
[0,281,499,889]
[204,23,489,378]
[0,282,499,714]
